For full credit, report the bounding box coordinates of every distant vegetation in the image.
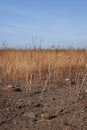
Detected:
[0,48,87,85]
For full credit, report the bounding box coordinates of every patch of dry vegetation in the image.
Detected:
[0,49,87,84]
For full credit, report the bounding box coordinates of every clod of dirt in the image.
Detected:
[32,91,42,96]
[52,98,55,101]
[47,115,57,120]
[32,118,38,122]
[63,122,69,126]
[11,119,17,125]
[13,87,22,92]
[34,103,42,108]
[17,105,23,109]
[70,80,76,85]
[7,85,13,88]
[31,90,47,96]
[1,85,22,92]
[23,112,36,119]
[59,109,65,114]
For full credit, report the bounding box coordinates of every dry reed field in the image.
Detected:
[0,49,87,81]
[0,49,87,130]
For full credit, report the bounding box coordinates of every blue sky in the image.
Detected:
[0,0,87,48]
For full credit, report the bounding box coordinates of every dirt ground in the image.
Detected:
[0,80,87,130]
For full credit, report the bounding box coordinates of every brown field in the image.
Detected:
[0,49,87,81]
[0,49,87,130]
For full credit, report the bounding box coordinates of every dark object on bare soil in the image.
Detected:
[32,118,38,122]
[13,87,22,92]
[0,85,22,93]
[31,90,47,96]
[59,109,64,114]
[47,115,57,120]
[34,103,41,108]
[32,91,42,96]
[63,122,68,126]
[59,109,67,115]
[52,97,55,101]
[63,122,72,127]
[70,80,76,85]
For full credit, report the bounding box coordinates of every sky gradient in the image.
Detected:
[0,0,87,48]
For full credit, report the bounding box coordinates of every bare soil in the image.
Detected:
[0,80,87,130]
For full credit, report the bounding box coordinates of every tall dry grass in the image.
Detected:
[0,49,87,84]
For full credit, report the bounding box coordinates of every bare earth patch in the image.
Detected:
[0,81,87,130]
